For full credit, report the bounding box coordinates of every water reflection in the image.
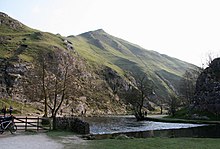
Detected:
[83,116,206,135]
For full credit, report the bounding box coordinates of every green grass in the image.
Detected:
[68,30,198,100]
[18,54,33,62]
[83,138,220,149]
[0,98,40,115]
[46,133,220,149]
[46,130,76,139]
[166,108,220,122]
[0,23,66,63]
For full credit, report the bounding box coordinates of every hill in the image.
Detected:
[0,12,198,116]
[67,29,197,99]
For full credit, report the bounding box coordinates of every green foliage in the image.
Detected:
[166,106,220,121]
[166,108,189,119]
[191,110,220,121]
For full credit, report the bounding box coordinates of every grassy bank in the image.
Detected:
[0,98,40,115]
[46,131,220,149]
[84,138,220,149]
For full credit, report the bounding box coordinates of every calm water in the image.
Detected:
[83,116,206,135]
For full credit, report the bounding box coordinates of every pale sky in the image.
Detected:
[1,0,220,66]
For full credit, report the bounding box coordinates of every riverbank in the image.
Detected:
[145,116,220,124]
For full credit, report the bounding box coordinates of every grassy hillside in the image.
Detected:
[67,29,197,99]
[0,98,41,115]
[0,12,128,116]
[0,12,198,115]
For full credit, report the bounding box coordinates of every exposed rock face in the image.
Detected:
[194,58,220,115]
[103,67,132,94]
[0,51,129,116]
[0,58,29,100]
[0,12,23,29]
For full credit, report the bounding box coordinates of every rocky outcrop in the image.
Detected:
[103,67,131,93]
[0,58,30,100]
[194,58,220,115]
[0,12,23,29]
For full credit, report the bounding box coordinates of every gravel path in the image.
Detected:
[0,134,63,149]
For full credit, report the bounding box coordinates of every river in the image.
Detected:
[83,116,206,135]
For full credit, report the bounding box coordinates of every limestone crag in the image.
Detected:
[0,58,30,100]
[0,12,23,29]
[194,58,220,115]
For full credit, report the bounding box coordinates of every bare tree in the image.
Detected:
[201,51,219,68]
[167,94,180,117]
[153,94,165,114]
[206,52,216,67]
[126,74,153,121]
[179,69,200,107]
[23,50,77,129]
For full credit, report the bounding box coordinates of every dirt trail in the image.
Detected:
[0,133,63,149]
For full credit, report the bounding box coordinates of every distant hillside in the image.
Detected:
[0,12,198,115]
[67,29,197,99]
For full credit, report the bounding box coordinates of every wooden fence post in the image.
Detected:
[25,117,27,131]
[37,117,39,131]
[49,118,52,130]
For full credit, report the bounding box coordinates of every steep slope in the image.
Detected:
[0,12,128,115]
[67,29,197,99]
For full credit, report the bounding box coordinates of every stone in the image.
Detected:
[194,58,220,115]
[115,134,130,140]
[0,58,30,100]
[55,117,90,134]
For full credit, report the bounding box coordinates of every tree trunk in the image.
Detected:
[134,105,144,121]
[51,109,57,130]
[44,98,48,117]
[52,116,57,130]
[42,59,48,117]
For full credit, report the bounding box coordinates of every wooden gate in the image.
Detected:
[14,117,51,131]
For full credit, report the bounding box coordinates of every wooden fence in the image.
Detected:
[14,117,51,131]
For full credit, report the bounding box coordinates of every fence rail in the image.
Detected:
[14,117,51,131]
